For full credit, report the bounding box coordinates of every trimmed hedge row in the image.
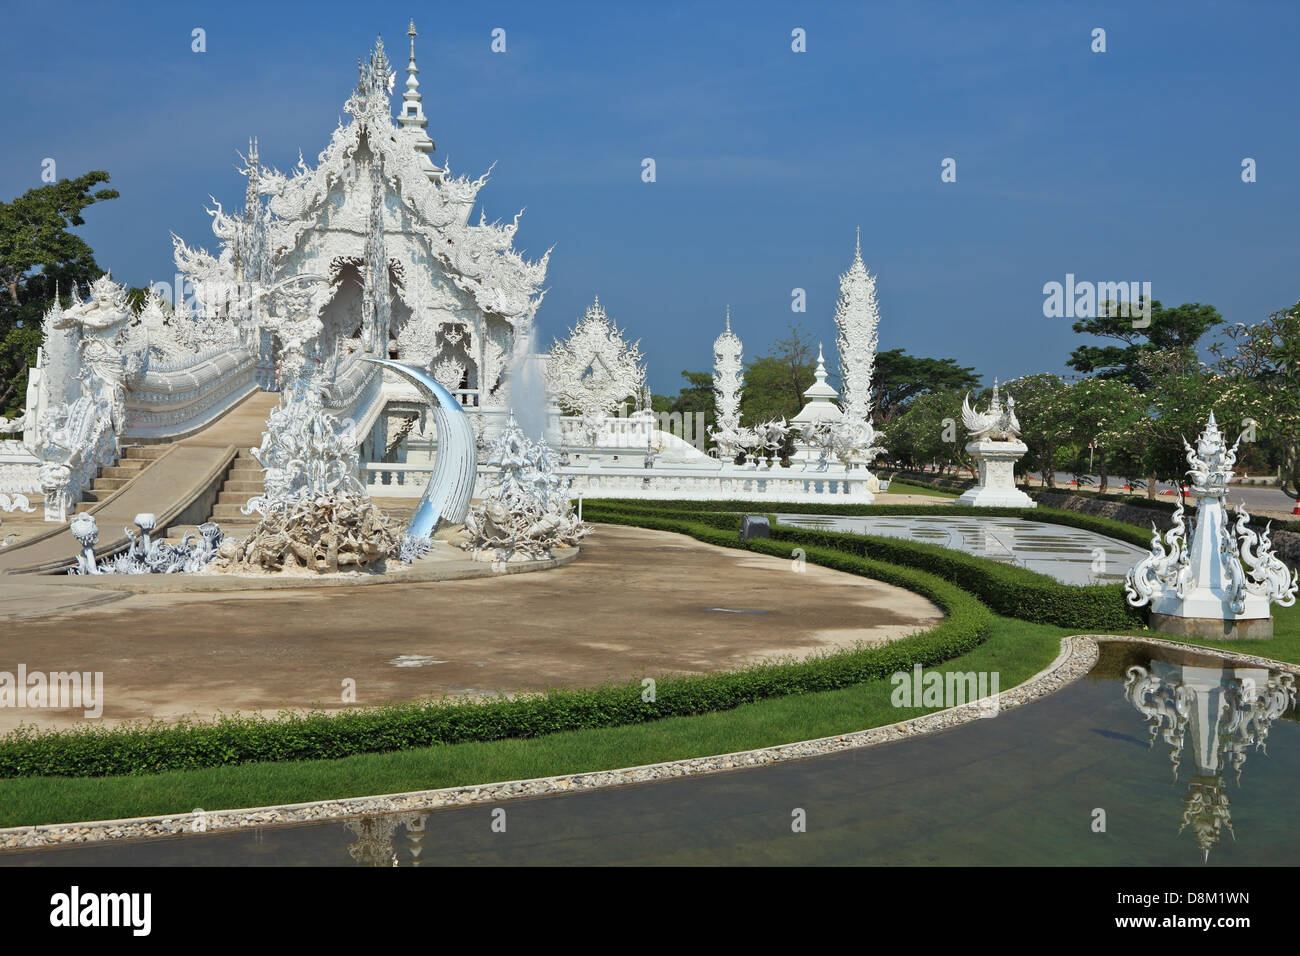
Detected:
[585,501,1145,630]
[0,516,992,779]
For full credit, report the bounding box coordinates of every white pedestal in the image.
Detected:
[954,439,1036,509]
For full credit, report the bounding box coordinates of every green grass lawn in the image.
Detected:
[883,478,958,498]
[0,617,1067,828]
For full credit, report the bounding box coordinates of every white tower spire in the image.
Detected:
[834,227,880,425]
[710,306,746,458]
[399,19,435,158]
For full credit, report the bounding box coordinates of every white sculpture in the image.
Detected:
[243,380,365,517]
[954,380,1035,509]
[709,307,750,459]
[51,274,142,434]
[1126,412,1297,638]
[1124,657,1295,860]
[66,512,225,575]
[29,278,144,522]
[0,411,28,435]
[833,228,881,429]
[961,384,1021,441]
[0,493,35,514]
[545,297,646,430]
[464,412,590,562]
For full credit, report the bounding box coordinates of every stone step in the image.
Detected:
[91,477,131,492]
[222,479,264,495]
[121,445,171,461]
[210,502,252,520]
[217,490,258,505]
[100,463,149,479]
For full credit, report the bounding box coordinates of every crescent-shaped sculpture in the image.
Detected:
[363,358,478,538]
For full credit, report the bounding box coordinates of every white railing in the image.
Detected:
[359,458,878,503]
[124,348,258,440]
[361,461,432,496]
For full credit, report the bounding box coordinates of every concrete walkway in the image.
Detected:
[0,391,279,575]
[0,524,944,731]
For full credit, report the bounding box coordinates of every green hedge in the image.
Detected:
[585,501,1144,630]
[0,516,991,779]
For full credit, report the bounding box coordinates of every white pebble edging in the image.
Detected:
[1,635,1101,850]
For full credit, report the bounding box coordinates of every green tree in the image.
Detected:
[1129,349,1229,498]
[1057,378,1143,493]
[1213,300,1300,499]
[885,388,965,471]
[1004,373,1071,487]
[739,322,818,424]
[1067,300,1223,389]
[870,349,979,423]
[0,171,119,415]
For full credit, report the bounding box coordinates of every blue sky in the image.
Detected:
[4,0,1297,395]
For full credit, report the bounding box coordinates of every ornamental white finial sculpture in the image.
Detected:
[954,379,1035,508]
[1124,656,1295,860]
[833,228,880,427]
[1126,412,1297,639]
[709,306,750,459]
[545,296,646,430]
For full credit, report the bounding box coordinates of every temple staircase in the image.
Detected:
[0,390,279,574]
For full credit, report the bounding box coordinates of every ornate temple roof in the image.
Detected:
[173,27,550,330]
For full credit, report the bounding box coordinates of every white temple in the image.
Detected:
[0,35,892,531]
[182,27,550,422]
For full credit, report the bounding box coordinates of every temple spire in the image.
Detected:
[399,19,435,157]
[724,304,731,333]
[855,225,861,262]
[244,137,260,221]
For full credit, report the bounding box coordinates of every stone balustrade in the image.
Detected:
[124,348,259,440]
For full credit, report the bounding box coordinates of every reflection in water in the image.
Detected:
[1123,656,1295,861]
[343,813,429,867]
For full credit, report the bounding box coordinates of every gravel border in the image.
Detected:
[0,633,1103,851]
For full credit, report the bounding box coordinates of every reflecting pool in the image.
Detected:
[773,513,1149,585]
[3,641,1296,866]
